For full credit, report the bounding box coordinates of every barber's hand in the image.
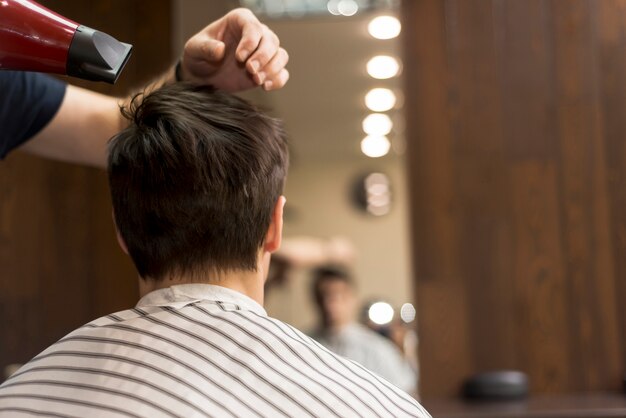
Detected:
[180,8,289,92]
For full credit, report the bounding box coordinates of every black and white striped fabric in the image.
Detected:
[0,284,431,417]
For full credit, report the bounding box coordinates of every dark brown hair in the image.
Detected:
[108,83,288,280]
[311,265,354,306]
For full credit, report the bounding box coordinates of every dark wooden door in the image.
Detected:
[0,0,172,371]
[403,0,626,398]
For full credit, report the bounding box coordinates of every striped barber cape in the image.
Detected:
[0,284,431,418]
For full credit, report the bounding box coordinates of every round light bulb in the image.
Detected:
[367,204,391,216]
[368,16,401,40]
[365,88,396,112]
[400,303,416,323]
[366,55,400,79]
[365,172,390,188]
[327,0,340,15]
[337,0,358,16]
[368,302,395,325]
[361,135,391,158]
[362,113,393,136]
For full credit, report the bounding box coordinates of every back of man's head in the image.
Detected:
[108,83,288,280]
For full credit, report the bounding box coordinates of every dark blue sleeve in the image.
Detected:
[0,71,67,159]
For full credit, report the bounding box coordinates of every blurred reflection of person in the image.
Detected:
[309,266,418,395]
[265,236,355,292]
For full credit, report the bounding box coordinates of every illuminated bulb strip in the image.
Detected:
[327,0,340,15]
[328,0,358,16]
[337,0,358,16]
[367,55,400,79]
[361,135,390,158]
[363,113,393,136]
[400,303,416,323]
[364,173,391,216]
[365,88,396,112]
[368,302,395,325]
[368,16,401,40]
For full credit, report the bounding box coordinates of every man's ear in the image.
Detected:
[264,196,286,253]
[112,211,129,255]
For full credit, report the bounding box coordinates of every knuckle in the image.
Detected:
[241,37,257,50]
[232,7,254,17]
[271,30,280,46]
[262,24,280,45]
[255,50,271,65]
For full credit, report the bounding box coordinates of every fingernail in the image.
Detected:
[256,72,266,85]
[264,81,273,90]
[250,60,260,73]
[238,49,250,61]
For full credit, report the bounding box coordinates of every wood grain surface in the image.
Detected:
[403,0,626,398]
[0,0,172,371]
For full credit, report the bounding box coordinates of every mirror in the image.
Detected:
[173,0,414,368]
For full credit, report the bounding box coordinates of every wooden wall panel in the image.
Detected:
[596,0,626,384]
[0,0,172,371]
[403,0,626,398]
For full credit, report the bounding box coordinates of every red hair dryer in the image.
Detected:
[0,0,132,83]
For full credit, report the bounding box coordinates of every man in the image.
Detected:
[310,266,418,395]
[0,8,289,166]
[0,84,430,417]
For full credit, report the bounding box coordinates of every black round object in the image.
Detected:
[463,370,529,400]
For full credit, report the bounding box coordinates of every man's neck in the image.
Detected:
[323,320,354,335]
[138,267,267,306]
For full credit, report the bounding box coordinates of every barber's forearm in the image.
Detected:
[20,85,122,168]
[18,6,290,168]
[22,63,178,168]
